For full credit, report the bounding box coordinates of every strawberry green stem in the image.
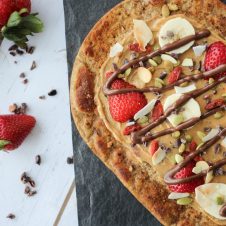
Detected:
[1,8,44,48]
[0,140,11,150]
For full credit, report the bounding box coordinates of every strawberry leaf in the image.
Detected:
[7,12,22,28]
[0,140,11,150]
[1,9,44,47]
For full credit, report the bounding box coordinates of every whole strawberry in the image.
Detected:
[108,79,147,122]
[204,41,226,79]
[15,0,31,12]
[0,0,43,47]
[168,161,204,193]
[0,114,36,151]
[0,0,16,27]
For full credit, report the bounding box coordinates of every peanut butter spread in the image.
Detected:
[95,15,226,223]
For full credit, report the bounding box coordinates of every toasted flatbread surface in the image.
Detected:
[70,1,226,225]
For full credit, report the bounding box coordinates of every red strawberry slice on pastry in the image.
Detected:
[168,161,204,193]
[204,41,226,79]
[108,79,147,122]
[151,101,163,122]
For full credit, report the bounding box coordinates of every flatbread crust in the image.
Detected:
[70,1,226,225]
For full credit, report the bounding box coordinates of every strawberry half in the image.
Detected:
[123,124,142,135]
[151,101,163,121]
[0,114,36,151]
[128,43,152,53]
[108,79,147,122]
[204,41,226,79]
[150,140,159,156]
[168,161,204,193]
[167,67,182,84]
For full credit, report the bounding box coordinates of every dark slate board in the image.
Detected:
[64,0,161,225]
[64,1,226,226]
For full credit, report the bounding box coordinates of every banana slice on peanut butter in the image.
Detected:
[159,17,195,54]
[195,183,226,220]
[163,93,201,127]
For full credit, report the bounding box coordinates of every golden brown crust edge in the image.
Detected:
[70,1,226,225]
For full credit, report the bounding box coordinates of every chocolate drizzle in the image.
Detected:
[220,204,226,217]
[141,106,225,142]
[131,75,226,144]
[102,27,226,216]
[164,128,226,185]
[103,29,211,96]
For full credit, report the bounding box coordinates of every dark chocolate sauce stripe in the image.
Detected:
[131,76,226,144]
[220,204,226,217]
[142,106,225,142]
[164,128,226,185]
[103,29,211,96]
[105,64,226,96]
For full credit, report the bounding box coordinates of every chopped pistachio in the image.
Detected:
[222,93,226,98]
[155,79,163,88]
[137,116,149,124]
[169,154,176,164]
[162,4,170,17]
[167,3,179,11]
[153,44,160,51]
[197,131,206,140]
[163,60,174,72]
[215,196,224,205]
[172,114,184,126]
[180,81,189,87]
[208,78,215,84]
[118,73,124,78]
[185,134,192,142]
[172,131,181,138]
[148,59,158,67]
[155,78,165,85]
[177,197,193,205]
[214,112,223,119]
[175,154,184,164]
[179,143,186,153]
[152,56,162,64]
[125,68,132,77]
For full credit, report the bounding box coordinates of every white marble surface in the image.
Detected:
[0,0,78,225]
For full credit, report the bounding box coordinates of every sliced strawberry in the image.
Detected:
[108,79,147,122]
[167,67,182,84]
[123,124,142,135]
[151,101,164,122]
[194,155,203,162]
[204,41,226,79]
[105,71,114,79]
[150,140,159,156]
[168,161,204,193]
[189,140,197,152]
[205,98,225,110]
[128,43,152,53]
[145,44,152,53]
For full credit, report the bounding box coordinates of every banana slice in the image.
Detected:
[163,93,201,127]
[159,17,195,54]
[195,183,226,220]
